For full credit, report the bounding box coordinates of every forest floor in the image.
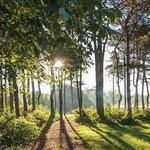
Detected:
[28,114,85,150]
[28,114,150,150]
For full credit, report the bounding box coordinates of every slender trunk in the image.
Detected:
[4,69,7,108]
[50,68,54,114]
[135,67,139,109]
[22,70,27,112]
[64,76,66,115]
[54,83,57,111]
[31,77,35,111]
[12,74,20,117]
[27,77,31,105]
[126,34,132,118]
[141,56,146,110]
[124,56,127,109]
[114,50,122,109]
[8,78,13,113]
[0,65,4,111]
[59,70,63,119]
[79,66,83,115]
[70,73,74,111]
[76,73,81,115]
[112,75,115,107]
[144,72,149,108]
[37,80,41,105]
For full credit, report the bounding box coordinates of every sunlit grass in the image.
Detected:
[69,115,150,150]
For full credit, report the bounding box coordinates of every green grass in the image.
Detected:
[70,115,150,150]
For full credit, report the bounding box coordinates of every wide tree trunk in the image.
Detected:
[94,37,104,120]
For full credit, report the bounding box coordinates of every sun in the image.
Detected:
[54,60,64,68]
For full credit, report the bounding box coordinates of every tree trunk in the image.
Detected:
[144,72,149,108]
[114,50,122,109]
[124,56,127,109]
[12,74,20,117]
[70,73,74,111]
[0,65,4,111]
[4,69,7,108]
[22,70,27,112]
[8,78,13,113]
[79,66,83,115]
[31,77,35,111]
[59,70,63,119]
[141,56,146,110]
[64,76,66,115]
[135,67,139,109]
[126,35,132,118]
[50,68,54,114]
[76,73,81,116]
[112,75,115,107]
[27,77,31,105]
[37,79,41,105]
[94,37,105,120]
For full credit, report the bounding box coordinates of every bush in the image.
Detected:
[32,106,50,127]
[0,106,50,148]
[133,108,150,121]
[0,117,40,146]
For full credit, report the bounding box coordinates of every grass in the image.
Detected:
[69,115,150,150]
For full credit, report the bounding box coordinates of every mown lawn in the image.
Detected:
[69,115,150,150]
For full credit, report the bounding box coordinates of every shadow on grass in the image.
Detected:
[30,113,55,150]
[75,113,150,150]
[59,118,74,150]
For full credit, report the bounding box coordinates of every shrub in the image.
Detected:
[0,116,40,147]
[32,106,50,127]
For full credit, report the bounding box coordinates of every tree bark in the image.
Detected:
[70,73,74,111]
[31,77,35,111]
[59,70,63,119]
[94,36,105,120]
[12,74,20,117]
[124,56,127,109]
[126,34,132,118]
[135,66,139,109]
[27,77,31,105]
[0,64,4,111]
[112,75,115,107]
[22,70,27,112]
[37,79,41,105]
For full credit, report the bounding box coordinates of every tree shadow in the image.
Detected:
[59,117,74,150]
[30,113,55,150]
[109,123,150,143]
[75,113,138,150]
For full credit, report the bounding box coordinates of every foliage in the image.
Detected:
[0,106,50,148]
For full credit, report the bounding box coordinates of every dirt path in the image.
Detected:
[28,116,84,150]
